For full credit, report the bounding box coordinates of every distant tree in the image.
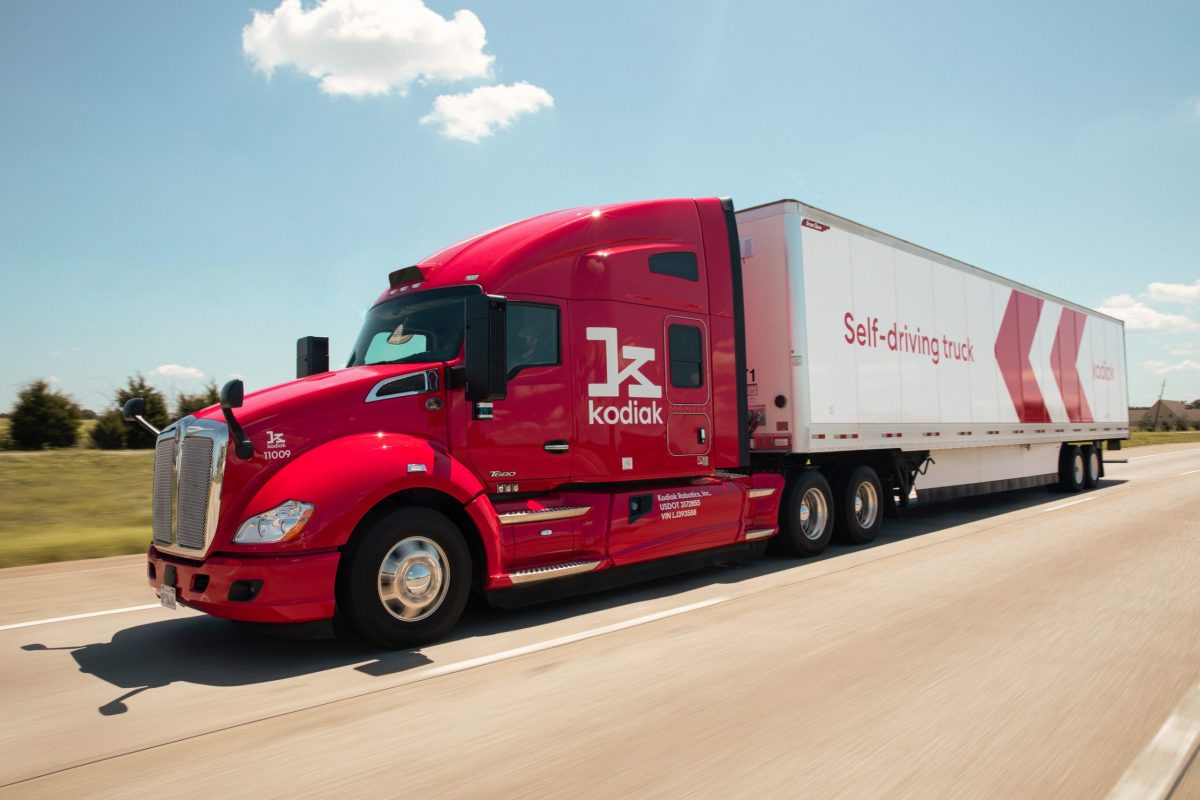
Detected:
[90,374,169,449]
[1187,399,1200,410]
[79,408,98,420]
[9,379,82,450]
[90,410,127,449]
[175,382,220,419]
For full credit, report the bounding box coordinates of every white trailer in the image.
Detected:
[737,199,1128,506]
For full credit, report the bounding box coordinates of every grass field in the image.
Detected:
[1126,429,1200,447]
[1,427,1198,569]
[0,449,153,568]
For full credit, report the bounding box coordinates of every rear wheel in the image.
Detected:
[337,507,471,648]
[773,470,834,557]
[835,465,883,544]
[1058,445,1085,493]
[1082,445,1101,489]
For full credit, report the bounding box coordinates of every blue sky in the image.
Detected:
[1,0,1198,411]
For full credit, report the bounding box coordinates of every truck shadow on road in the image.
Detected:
[18,480,1124,716]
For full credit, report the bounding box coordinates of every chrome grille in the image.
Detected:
[152,439,176,545]
[176,437,214,549]
[150,417,228,558]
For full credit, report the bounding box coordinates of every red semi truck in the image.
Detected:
[125,197,1129,647]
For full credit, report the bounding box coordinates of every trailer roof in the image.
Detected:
[736,199,1124,326]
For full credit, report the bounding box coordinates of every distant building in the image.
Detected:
[1129,400,1200,430]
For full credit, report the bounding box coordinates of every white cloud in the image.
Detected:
[1098,294,1199,332]
[1147,279,1200,304]
[1145,359,1200,375]
[1169,346,1198,356]
[242,0,493,97]
[150,364,207,381]
[421,81,553,142]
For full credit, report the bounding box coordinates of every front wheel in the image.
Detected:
[338,507,471,648]
[773,470,834,557]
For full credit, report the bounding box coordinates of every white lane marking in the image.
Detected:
[1181,469,1200,477]
[1129,448,1200,461]
[1105,680,1200,800]
[1038,497,1095,514]
[0,604,161,632]
[409,597,728,681]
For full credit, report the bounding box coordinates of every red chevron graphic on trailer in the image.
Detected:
[994,290,1050,423]
[1051,308,1093,423]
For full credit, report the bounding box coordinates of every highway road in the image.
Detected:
[2,444,1199,798]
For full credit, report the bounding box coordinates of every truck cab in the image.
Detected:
[139,198,783,647]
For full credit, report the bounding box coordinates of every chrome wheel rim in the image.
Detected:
[1073,454,1085,485]
[1089,451,1100,481]
[377,536,449,622]
[798,487,828,541]
[854,481,879,529]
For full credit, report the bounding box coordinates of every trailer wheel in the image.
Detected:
[1058,445,1085,493]
[835,465,884,544]
[773,470,834,557]
[1082,445,1102,489]
[338,507,471,648]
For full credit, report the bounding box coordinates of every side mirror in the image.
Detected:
[464,293,508,402]
[121,397,160,436]
[219,379,254,459]
[220,379,244,409]
[297,336,329,379]
[122,397,145,422]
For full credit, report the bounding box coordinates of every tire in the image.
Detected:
[337,507,471,648]
[1082,444,1101,489]
[834,465,884,544]
[773,470,835,557]
[1058,445,1085,493]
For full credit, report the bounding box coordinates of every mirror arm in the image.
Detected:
[219,380,255,460]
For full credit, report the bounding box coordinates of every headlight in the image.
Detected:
[234,500,315,544]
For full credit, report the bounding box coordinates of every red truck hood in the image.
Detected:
[192,364,440,431]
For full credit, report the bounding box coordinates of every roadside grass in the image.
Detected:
[0,449,153,568]
[1125,430,1200,448]
[0,425,1196,570]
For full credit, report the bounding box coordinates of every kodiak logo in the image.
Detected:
[586,327,664,426]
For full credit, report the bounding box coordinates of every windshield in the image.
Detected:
[348,286,476,367]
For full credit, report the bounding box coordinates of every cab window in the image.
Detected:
[506,304,560,377]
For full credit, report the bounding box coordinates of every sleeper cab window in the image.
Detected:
[506,303,560,377]
[669,324,703,388]
[649,251,699,281]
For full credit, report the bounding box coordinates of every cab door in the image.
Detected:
[452,301,573,493]
[664,316,712,465]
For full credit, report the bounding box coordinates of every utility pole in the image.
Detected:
[1150,379,1166,430]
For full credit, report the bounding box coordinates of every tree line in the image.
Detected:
[3,376,219,451]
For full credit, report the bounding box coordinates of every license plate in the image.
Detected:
[160,585,177,610]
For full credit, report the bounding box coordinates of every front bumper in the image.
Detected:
[148,546,340,623]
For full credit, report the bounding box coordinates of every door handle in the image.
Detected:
[697,427,707,445]
[544,440,570,454]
